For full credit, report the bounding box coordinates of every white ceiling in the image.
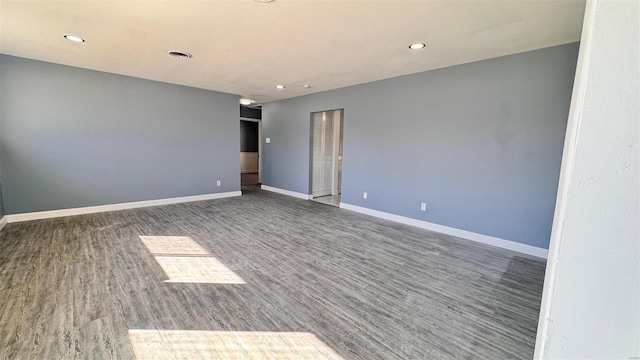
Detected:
[0,0,585,104]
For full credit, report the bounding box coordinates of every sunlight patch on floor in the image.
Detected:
[154,256,245,284]
[139,236,245,284]
[139,236,210,255]
[128,330,344,360]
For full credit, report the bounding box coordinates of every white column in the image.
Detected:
[535,0,639,358]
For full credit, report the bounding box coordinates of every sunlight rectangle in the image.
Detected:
[139,236,210,255]
[154,256,245,284]
[138,235,245,285]
[128,330,344,360]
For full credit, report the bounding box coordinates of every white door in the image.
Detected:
[312,110,342,197]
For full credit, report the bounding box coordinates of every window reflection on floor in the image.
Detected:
[128,330,344,360]
[139,236,245,284]
[139,236,210,256]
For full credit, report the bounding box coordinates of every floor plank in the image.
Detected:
[0,189,545,359]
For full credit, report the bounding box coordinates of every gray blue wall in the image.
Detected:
[0,55,240,214]
[262,43,579,249]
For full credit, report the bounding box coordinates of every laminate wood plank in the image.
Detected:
[0,189,545,359]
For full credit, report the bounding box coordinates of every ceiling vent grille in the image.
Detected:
[167,51,192,59]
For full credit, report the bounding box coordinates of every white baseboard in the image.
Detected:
[339,202,548,259]
[5,191,242,223]
[261,185,312,200]
[1,189,547,259]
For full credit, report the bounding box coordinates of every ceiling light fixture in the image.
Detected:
[239,98,254,106]
[167,51,192,59]
[303,85,311,89]
[275,85,285,89]
[254,0,275,3]
[64,35,85,43]
[409,43,426,50]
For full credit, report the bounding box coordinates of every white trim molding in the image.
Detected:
[339,202,548,259]
[5,191,242,223]
[261,185,312,200]
[534,1,601,357]
[0,216,7,232]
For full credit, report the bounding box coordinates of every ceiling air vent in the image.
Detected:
[167,51,192,59]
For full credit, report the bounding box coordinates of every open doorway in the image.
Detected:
[240,117,261,191]
[310,109,344,207]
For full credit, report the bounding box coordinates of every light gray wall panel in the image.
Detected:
[538,0,639,357]
[263,43,579,249]
[0,55,240,214]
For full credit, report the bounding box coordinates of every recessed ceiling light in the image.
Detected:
[254,0,275,2]
[240,98,253,106]
[303,85,311,89]
[167,50,192,59]
[409,43,426,50]
[275,85,285,89]
[64,35,85,43]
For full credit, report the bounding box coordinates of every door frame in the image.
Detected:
[308,108,344,198]
[240,117,262,183]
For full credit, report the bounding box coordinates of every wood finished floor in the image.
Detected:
[0,189,546,359]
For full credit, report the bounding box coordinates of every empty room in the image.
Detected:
[0,1,637,359]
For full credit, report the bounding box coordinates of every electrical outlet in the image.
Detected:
[216,180,221,186]
[363,192,368,199]
[421,202,427,211]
